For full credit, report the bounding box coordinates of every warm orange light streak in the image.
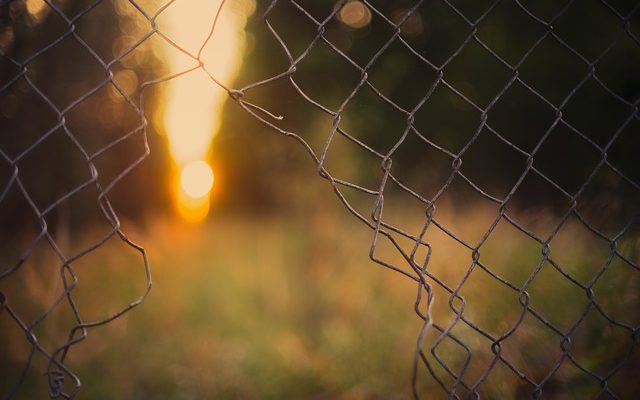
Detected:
[177,189,210,223]
[155,0,255,221]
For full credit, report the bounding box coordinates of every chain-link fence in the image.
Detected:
[1,0,639,398]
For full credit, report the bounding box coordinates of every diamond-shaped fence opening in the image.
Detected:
[413,83,480,153]
[1,0,639,398]
[367,39,441,110]
[0,79,59,159]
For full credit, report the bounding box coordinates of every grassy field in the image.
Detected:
[1,197,638,399]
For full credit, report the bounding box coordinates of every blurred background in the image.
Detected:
[0,0,639,398]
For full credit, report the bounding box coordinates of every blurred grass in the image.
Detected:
[1,198,639,399]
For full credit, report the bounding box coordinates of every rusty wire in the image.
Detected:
[1,0,639,398]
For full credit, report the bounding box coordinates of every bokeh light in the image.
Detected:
[338,1,372,29]
[180,160,214,199]
[25,0,50,24]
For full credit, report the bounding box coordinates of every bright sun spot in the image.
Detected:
[149,0,255,221]
[180,160,214,199]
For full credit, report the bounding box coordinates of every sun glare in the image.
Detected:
[153,0,255,221]
[180,160,214,199]
[177,189,210,223]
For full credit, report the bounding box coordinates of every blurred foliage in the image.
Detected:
[215,0,640,226]
[0,0,638,226]
[1,204,638,398]
[0,0,171,234]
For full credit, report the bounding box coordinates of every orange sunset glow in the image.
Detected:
[154,0,255,221]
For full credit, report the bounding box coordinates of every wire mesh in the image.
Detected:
[1,0,639,398]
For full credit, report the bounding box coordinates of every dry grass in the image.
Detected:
[1,198,638,399]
